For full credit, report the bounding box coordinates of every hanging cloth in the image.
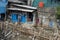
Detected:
[38,2,44,8]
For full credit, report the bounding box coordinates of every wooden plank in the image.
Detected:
[7,8,34,12]
[8,0,25,4]
[12,4,37,10]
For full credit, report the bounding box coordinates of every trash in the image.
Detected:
[49,20,54,28]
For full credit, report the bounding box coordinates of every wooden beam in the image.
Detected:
[7,8,34,12]
[12,4,37,10]
[8,0,25,4]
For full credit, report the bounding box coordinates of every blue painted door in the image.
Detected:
[20,14,26,23]
[11,14,18,23]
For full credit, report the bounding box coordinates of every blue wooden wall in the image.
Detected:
[0,0,8,13]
